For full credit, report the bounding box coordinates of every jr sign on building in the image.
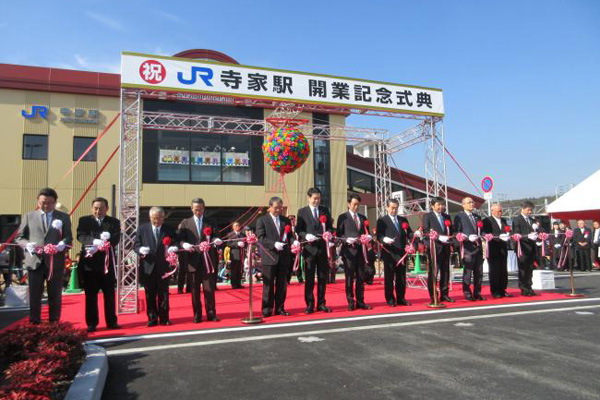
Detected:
[120,52,444,116]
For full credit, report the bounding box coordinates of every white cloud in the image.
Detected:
[75,54,89,68]
[84,11,125,32]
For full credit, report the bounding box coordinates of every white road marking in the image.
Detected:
[574,311,595,315]
[454,322,474,327]
[106,304,600,356]
[88,297,600,345]
[298,336,325,343]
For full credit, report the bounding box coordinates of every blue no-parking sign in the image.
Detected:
[481,176,494,193]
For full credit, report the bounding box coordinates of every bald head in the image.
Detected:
[491,203,503,218]
[462,197,475,212]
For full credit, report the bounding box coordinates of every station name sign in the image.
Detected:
[121,52,444,116]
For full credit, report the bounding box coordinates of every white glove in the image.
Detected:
[366,234,373,241]
[56,241,66,252]
[182,242,194,251]
[213,238,223,246]
[329,242,335,248]
[139,246,150,256]
[293,240,300,247]
[346,237,357,245]
[536,242,542,247]
[237,241,245,248]
[100,231,111,241]
[305,233,318,243]
[26,242,38,254]
[554,244,561,248]
[468,234,478,242]
[167,246,178,254]
[528,232,538,241]
[92,239,104,246]
[499,233,510,242]
[87,245,99,256]
[414,230,423,238]
[274,242,285,251]
[532,223,539,231]
[439,235,449,243]
[383,237,395,244]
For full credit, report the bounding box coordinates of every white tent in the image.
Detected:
[546,169,600,221]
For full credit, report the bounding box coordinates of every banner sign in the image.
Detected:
[121,52,444,116]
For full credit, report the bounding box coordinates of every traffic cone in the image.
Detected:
[65,263,83,293]
[413,252,425,274]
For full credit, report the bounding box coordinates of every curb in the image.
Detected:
[65,343,109,400]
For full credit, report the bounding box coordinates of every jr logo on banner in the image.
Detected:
[22,106,48,119]
[177,66,214,86]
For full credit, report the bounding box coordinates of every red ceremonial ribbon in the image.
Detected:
[43,244,58,281]
[360,220,370,264]
[428,230,439,275]
[444,219,451,236]
[320,215,333,263]
[512,234,523,258]
[538,232,549,258]
[483,233,494,259]
[558,229,573,268]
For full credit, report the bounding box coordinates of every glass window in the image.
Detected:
[23,135,48,160]
[349,170,375,193]
[191,133,221,182]
[73,137,97,161]
[157,132,190,181]
[221,135,251,183]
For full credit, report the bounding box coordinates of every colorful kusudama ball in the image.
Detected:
[263,127,310,174]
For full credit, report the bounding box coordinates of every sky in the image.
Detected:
[1,0,598,200]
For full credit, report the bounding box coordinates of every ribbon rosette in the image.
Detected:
[565,229,573,239]
[291,241,302,271]
[321,215,333,261]
[245,233,258,245]
[397,243,416,266]
[359,233,371,263]
[512,233,523,257]
[444,219,451,235]
[282,225,291,242]
[538,232,549,257]
[558,229,574,268]
[476,220,483,236]
[162,251,179,279]
[198,241,215,274]
[483,233,494,258]
[455,232,467,259]
[96,240,113,275]
[203,227,212,243]
[44,244,58,281]
[51,219,63,235]
[429,230,439,241]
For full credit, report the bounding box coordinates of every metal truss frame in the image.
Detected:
[117,88,447,313]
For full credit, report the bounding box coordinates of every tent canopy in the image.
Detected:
[546,169,600,221]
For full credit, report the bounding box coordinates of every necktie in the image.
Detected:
[153,227,159,244]
[275,216,280,232]
[41,213,48,233]
[353,213,360,230]
[196,218,202,235]
[438,214,444,229]
[392,217,399,232]
[469,214,476,229]
[313,207,318,222]
[98,218,102,227]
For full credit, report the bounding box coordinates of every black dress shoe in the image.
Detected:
[263,312,272,318]
[275,310,291,316]
[107,324,121,330]
[177,290,184,294]
[317,306,332,313]
[397,299,412,306]
[193,315,202,323]
[521,290,531,296]
[474,295,486,301]
[87,326,97,333]
[441,296,455,303]
[492,294,503,299]
[357,304,372,310]
[464,294,475,301]
[304,307,314,314]
[160,320,172,326]
[503,293,514,298]
[207,316,220,322]
[148,320,158,327]
[387,301,397,307]
[347,304,355,311]
[528,290,539,296]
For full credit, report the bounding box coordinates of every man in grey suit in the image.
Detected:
[16,188,73,324]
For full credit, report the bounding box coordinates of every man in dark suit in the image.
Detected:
[549,222,562,270]
[225,221,245,289]
[296,187,333,314]
[77,197,121,332]
[17,187,73,324]
[592,221,600,269]
[376,198,413,307]
[422,196,454,304]
[453,197,485,301]
[337,194,372,311]
[573,219,592,271]
[135,207,177,326]
[178,198,223,322]
[256,197,293,317]
[482,203,512,298]
[511,201,539,296]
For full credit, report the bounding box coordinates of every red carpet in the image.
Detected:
[5,277,570,339]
